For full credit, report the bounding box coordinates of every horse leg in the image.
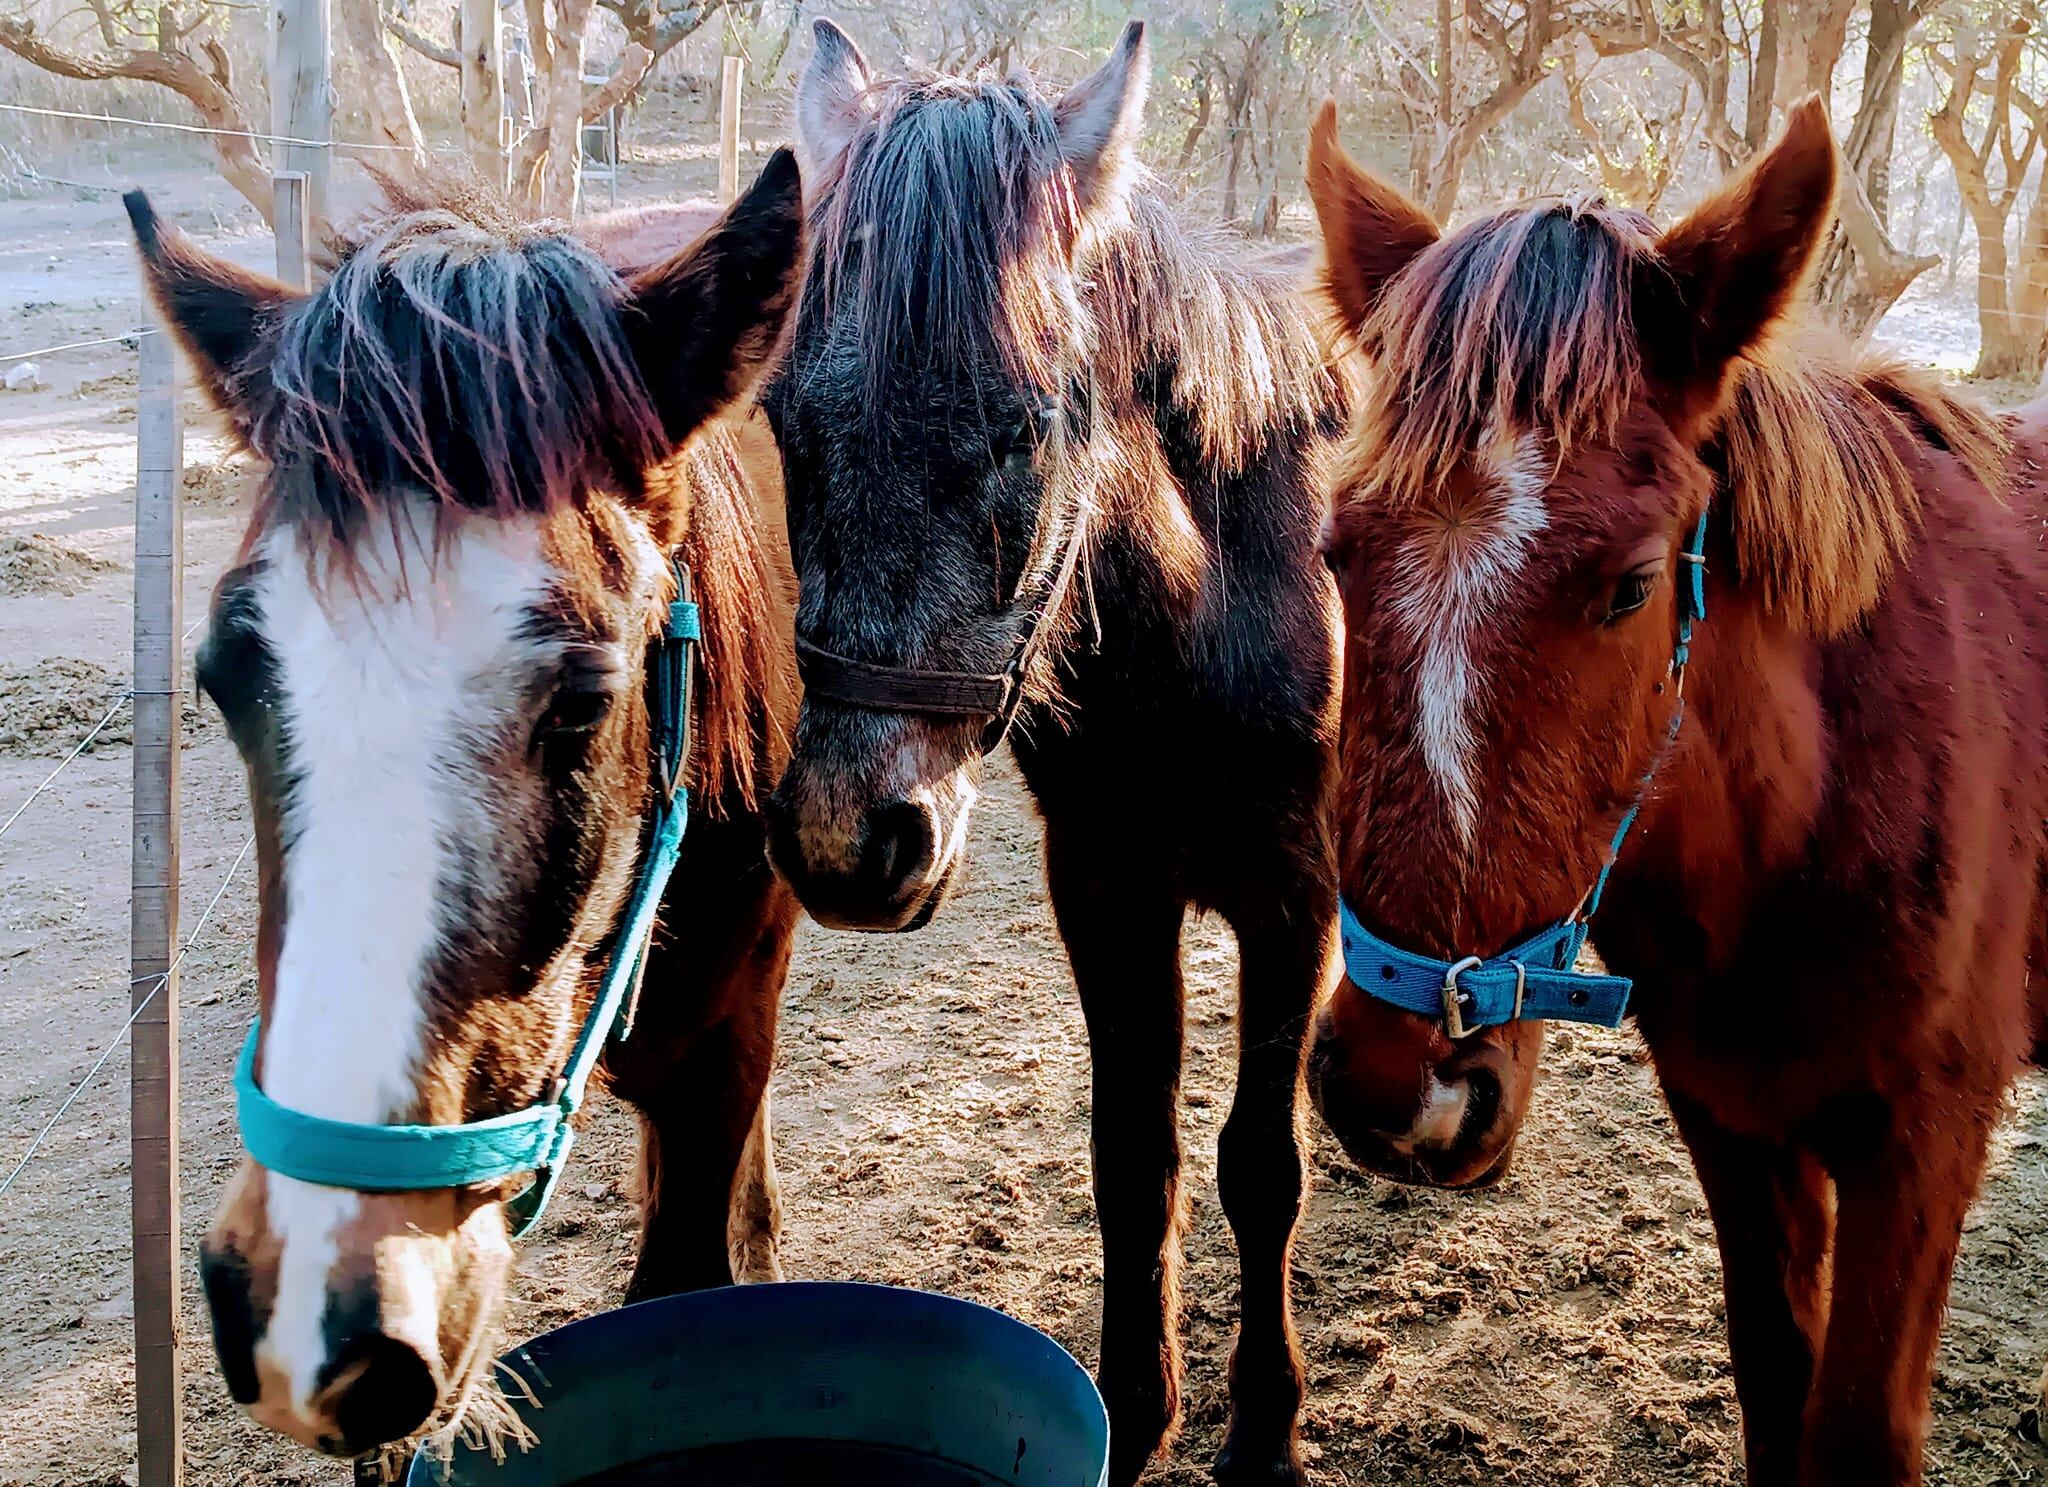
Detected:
[1210,882,1325,1487]
[1666,1092,1832,1487]
[1800,1096,1997,1486]
[726,1086,783,1283]
[1047,831,1188,1487]
[615,1006,779,1302]
[607,890,792,1302]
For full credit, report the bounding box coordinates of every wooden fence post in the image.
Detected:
[271,0,333,234]
[719,55,745,204]
[274,171,311,290]
[132,284,185,1487]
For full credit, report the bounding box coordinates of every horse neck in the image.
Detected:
[1616,583,1828,966]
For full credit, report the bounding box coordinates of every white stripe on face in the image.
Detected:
[1390,434,1550,847]
[252,503,555,1414]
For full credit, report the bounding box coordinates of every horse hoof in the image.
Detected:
[1098,1377,1176,1487]
[1212,1433,1305,1487]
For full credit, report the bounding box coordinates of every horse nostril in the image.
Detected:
[325,1332,440,1455]
[860,800,935,902]
[198,1243,263,1406]
[1457,1065,1502,1148]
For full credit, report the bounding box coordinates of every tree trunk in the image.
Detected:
[1745,0,1779,152]
[336,0,422,154]
[458,0,503,182]
[1825,166,1940,337]
[1970,203,2023,377]
[1176,72,1212,172]
[538,0,594,216]
[2007,179,2048,380]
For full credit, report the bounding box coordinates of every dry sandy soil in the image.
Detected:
[1,151,2044,1487]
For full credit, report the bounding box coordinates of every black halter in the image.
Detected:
[795,371,1098,755]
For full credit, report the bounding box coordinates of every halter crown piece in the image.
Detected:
[234,563,700,1236]
[1340,510,1710,1038]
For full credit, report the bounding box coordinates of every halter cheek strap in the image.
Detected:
[1340,508,1710,1036]
[793,370,1099,756]
[235,567,699,1238]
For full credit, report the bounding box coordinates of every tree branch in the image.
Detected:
[382,7,458,66]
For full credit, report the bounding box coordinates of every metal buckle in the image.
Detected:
[1441,955,1484,1040]
[1508,959,1526,1021]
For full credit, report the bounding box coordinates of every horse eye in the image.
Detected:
[1000,417,1035,474]
[536,689,613,742]
[1603,567,1659,624]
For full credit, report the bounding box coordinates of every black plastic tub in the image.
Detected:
[406,1282,1108,1487]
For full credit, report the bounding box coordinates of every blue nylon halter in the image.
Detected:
[1340,510,1709,1038]
[235,568,700,1237]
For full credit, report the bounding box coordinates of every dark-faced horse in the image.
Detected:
[128,157,807,1457]
[1305,97,2048,1485]
[762,21,1350,1486]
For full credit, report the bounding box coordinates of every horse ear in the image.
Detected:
[1649,95,1838,433]
[625,148,805,446]
[125,190,299,446]
[1054,20,1148,220]
[1305,99,1437,339]
[795,18,874,187]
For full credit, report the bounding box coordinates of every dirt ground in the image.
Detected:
[1,150,2044,1487]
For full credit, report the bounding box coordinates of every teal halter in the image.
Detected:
[235,569,700,1237]
[1340,510,1709,1037]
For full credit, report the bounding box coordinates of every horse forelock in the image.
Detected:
[1353,194,1655,506]
[1337,194,2010,637]
[796,70,1343,467]
[800,73,1082,416]
[251,181,668,558]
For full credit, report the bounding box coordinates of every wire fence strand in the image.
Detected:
[0,692,132,846]
[0,99,421,152]
[0,328,157,364]
[0,834,254,1207]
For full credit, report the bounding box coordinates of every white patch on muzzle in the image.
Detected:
[1390,434,1550,845]
[250,505,555,1414]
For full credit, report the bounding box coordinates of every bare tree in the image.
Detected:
[337,0,424,154]
[1928,4,2048,377]
[1562,52,1686,210]
[0,2,271,216]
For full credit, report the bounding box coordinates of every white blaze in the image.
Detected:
[252,504,555,1414]
[1390,434,1550,846]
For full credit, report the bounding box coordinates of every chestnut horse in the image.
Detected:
[128,158,805,1458]
[762,21,1349,1486]
[1303,97,2048,1486]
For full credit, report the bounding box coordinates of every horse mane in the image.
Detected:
[1718,341,2005,635]
[801,71,1340,469]
[250,173,786,811]
[1350,193,2007,637]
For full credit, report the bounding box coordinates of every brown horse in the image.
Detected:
[127,157,805,1457]
[1304,97,2048,1486]
[763,21,1350,1486]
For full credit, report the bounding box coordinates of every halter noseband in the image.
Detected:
[794,373,1098,756]
[234,562,700,1237]
[1340,510,1710,1037]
